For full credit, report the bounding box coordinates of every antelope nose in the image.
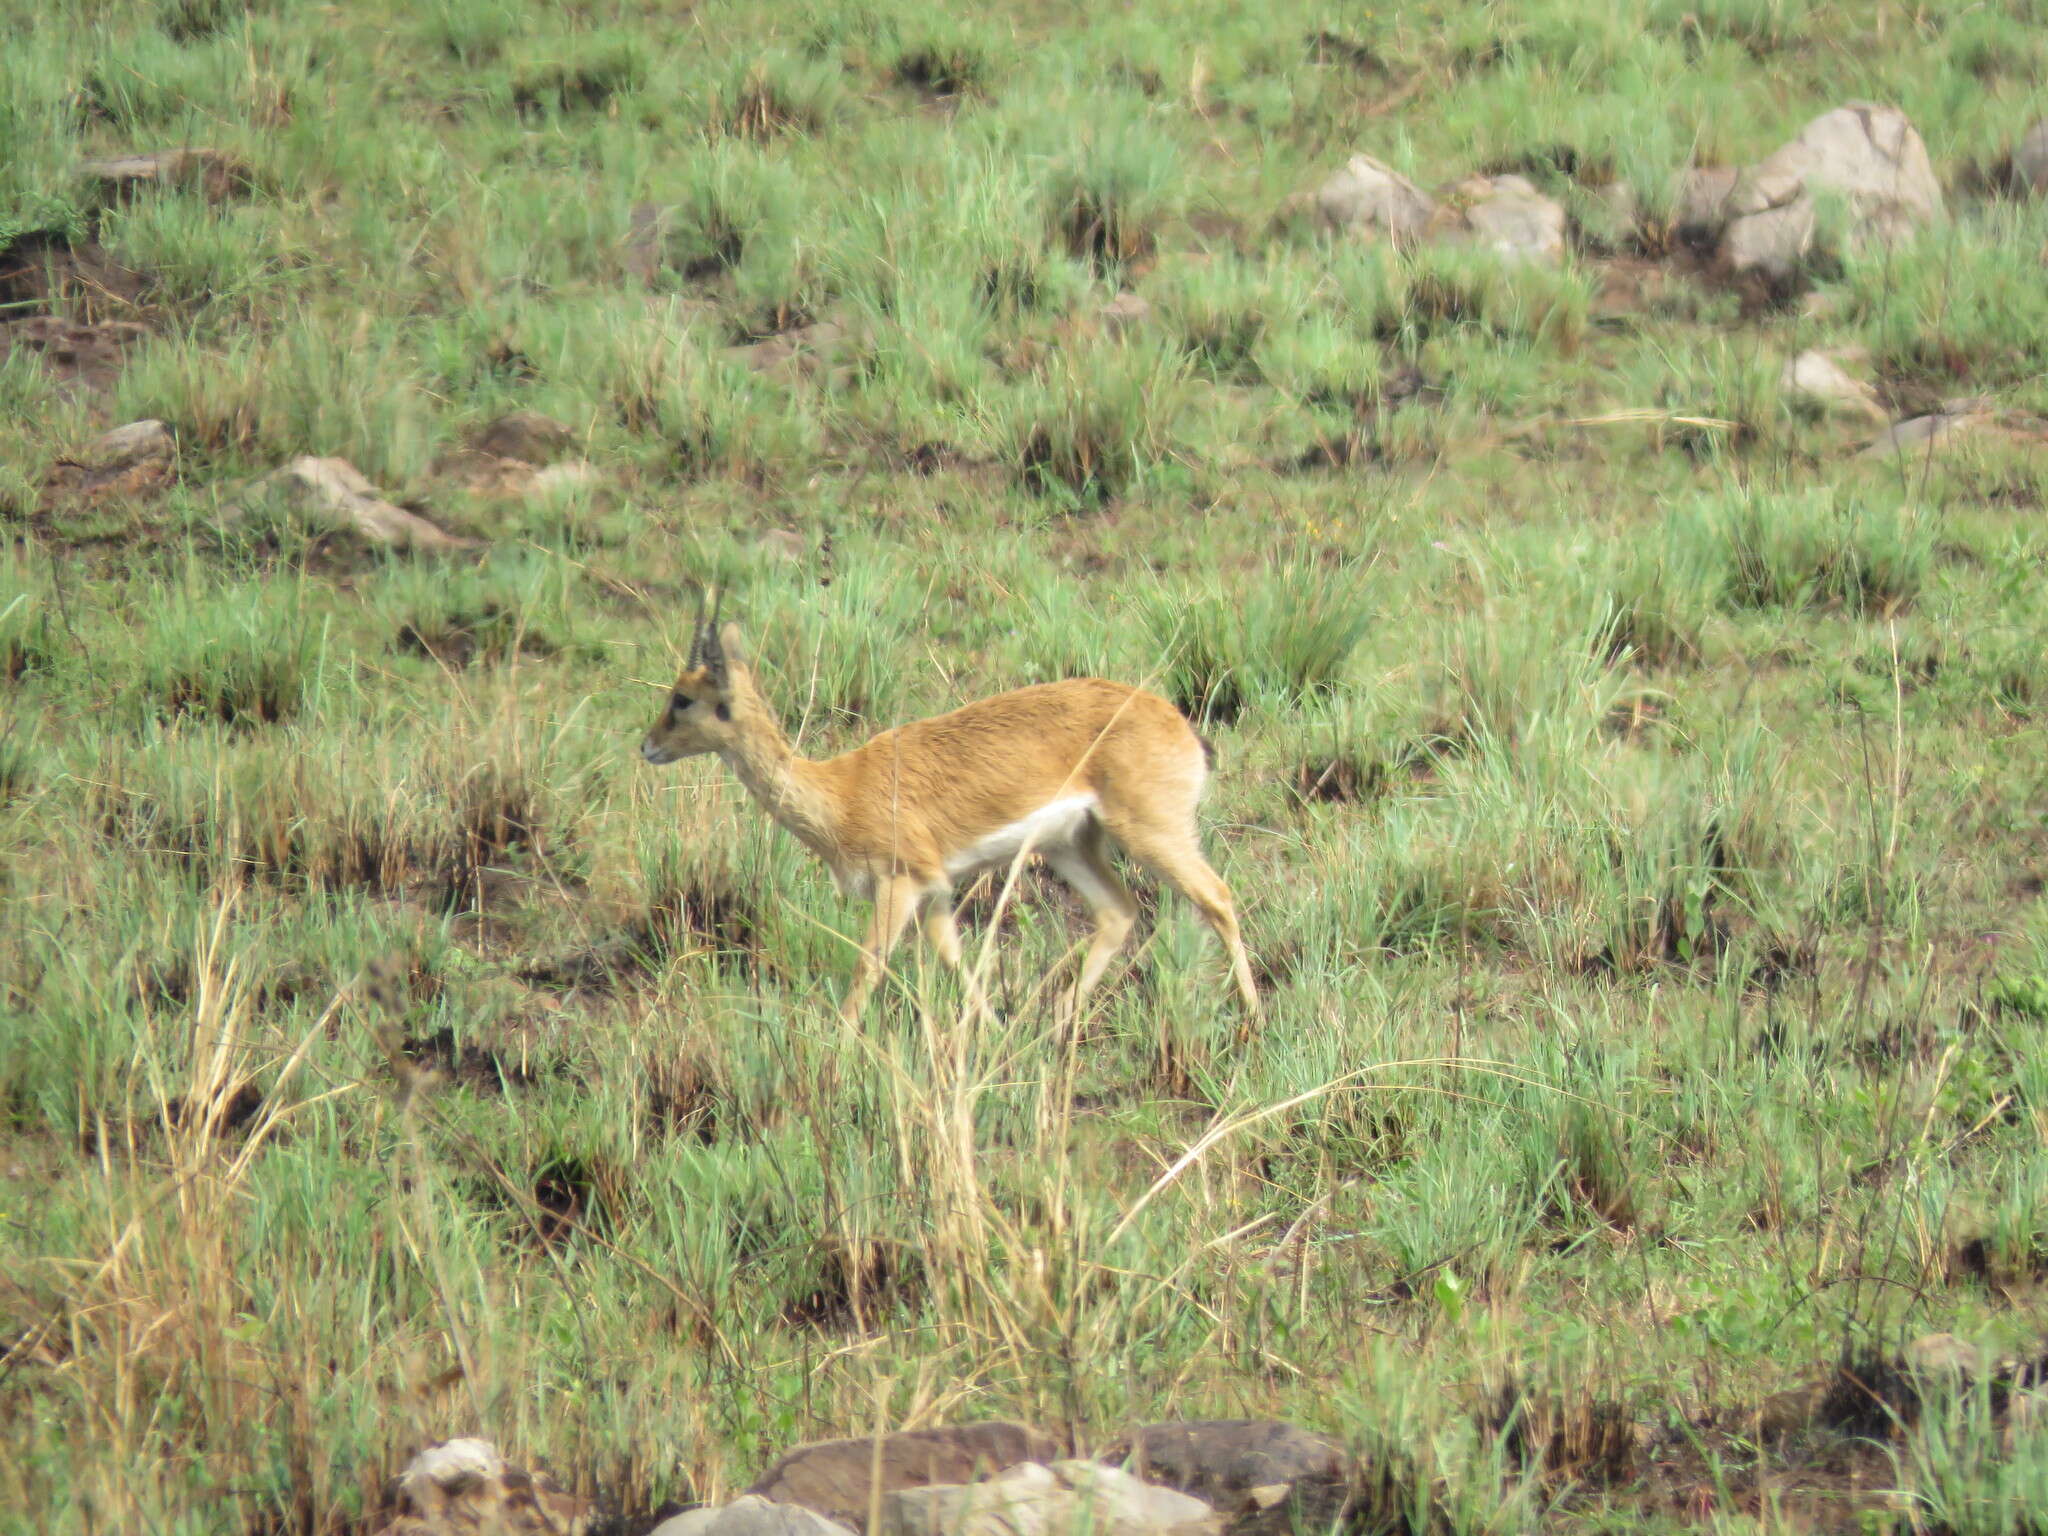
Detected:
[639,738,663,764]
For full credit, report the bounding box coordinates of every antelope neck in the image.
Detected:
[716,691,839,856]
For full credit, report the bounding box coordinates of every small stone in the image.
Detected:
[2014,119,2048,196]
[474,410,575,466]
[1314,154,1434,247]
[86,418,175,466]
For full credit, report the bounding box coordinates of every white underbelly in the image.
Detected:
[944,794,1097,880]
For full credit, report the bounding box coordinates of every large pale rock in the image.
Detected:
[1314,155,1434,247]
[375,1438,593,1536]
[1724,103,1941,277]
[1781,350,1885,421]
[1433,174,1566,265]
[1762,103,1943,227]
[652,1496,859,1536]
[879,1462,1217,1536]
[1097,1422,1351,1536]
[2014,119,2048,196]
[244,457,471,549]
[747,1424,1062,1532]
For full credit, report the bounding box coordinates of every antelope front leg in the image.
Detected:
[840,875,925,1024]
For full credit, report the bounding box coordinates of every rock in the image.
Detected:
[1096,1422,1351,1535]
[2015,120,2048,196]
[1100,291,1153,335]
[1860,408,1987,459]
[1764,103,1943,232]
[1050,1463,1219,1536]
[1720,170,1818,282]
[79,149,252,202]
[1781,350,1885,420]
[1725,103,1941,278]
[651,1496,858,1536]
[41,419,176,503]
[243,457,472,549]
[747,1424,1063,1532]
[1433,174,1567,265]
[1902,1333,1984,1386]
[757,528,807,563]
[87,419,175,467]
[1674,166,1743,237]
[474,411,575,466]
[1314,154,1434,247]
[375,1437,593,1536]
[879,1462,1217,1536]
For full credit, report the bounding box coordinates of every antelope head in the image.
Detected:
[641,588,751,765]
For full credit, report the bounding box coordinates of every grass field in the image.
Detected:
[6,0,2048,1531]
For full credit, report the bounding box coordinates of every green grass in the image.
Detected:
[5,0,2048,1532]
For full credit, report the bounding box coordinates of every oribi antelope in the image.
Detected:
[639,593,1261,1027]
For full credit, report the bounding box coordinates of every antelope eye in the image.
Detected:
[670,691,689,713]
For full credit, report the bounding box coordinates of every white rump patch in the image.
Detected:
[945,794,1098,880]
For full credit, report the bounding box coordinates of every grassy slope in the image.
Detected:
[5,0,2048,1530]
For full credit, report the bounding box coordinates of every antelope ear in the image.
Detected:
[716,621,749,669]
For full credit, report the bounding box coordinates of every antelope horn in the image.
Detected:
[686,585,709,671]
[703,586,728,683]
